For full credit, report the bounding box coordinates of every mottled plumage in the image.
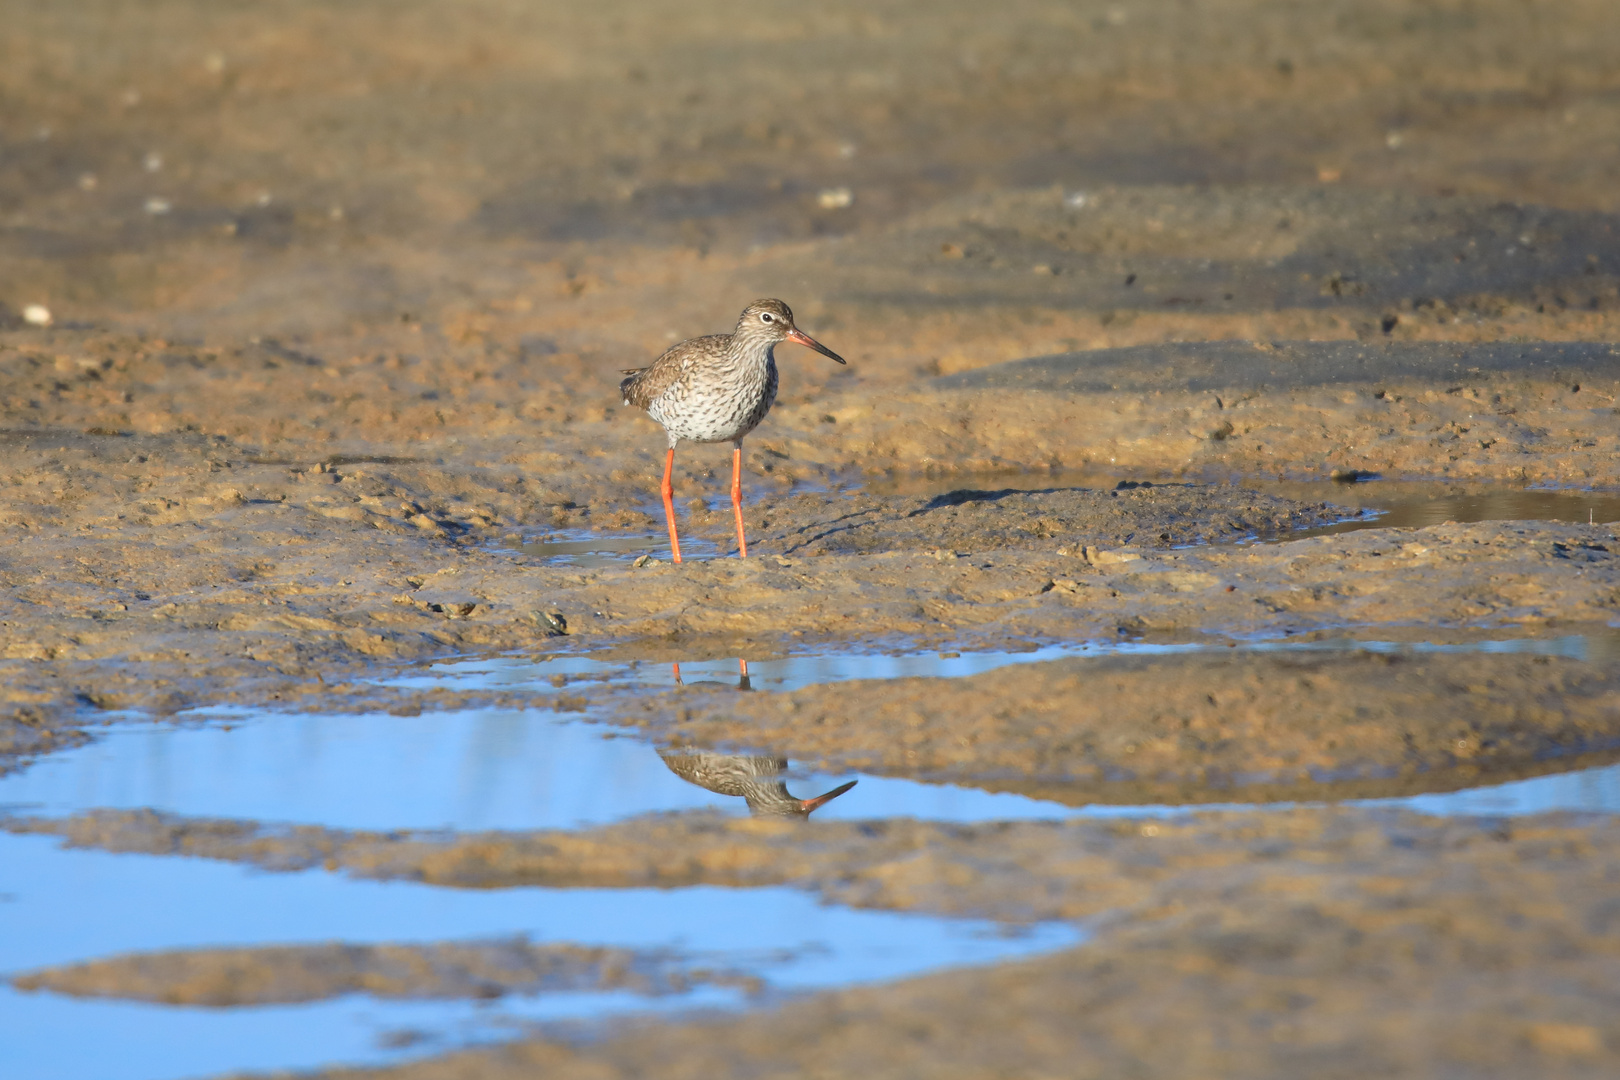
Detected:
[660,752,858,818]
[619,298,846,562]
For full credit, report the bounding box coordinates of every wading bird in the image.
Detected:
[660,751,858,817]
[620,298,846,562]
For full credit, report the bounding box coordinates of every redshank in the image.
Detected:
[660,751,858,817]
[620,298,846,562]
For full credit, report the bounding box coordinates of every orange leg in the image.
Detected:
[661,446,683,564]
[730,442,748,558]
[671,661,683,686]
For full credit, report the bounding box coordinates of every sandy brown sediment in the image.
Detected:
[3,805,1609,931]
[619,649,1620,805]
[312,815,1620,1080]
[5,1,1620,339]
[12,940,756,1007]
[13,806,1616,1078]
[4,509,1619,773]
[4,2,1620,1076]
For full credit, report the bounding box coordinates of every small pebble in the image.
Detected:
[145,197,172,216]
[22,304,52,327]
[144,152,163,172]
[817,187,853,209]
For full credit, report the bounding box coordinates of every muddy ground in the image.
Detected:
[8,805,1620,1078]
[4,0,1620,1077]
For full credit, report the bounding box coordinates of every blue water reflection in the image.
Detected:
[0,834,1077,1080]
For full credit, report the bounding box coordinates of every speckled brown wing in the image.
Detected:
[619,335,725,410]
[660,752,788,797]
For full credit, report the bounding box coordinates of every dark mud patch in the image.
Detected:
[934,339,1620,394]
[741,483,1353,556]
[799,186,1620,319]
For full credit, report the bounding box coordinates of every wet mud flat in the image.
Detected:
[5,510,1620,1079]
[6,802,1618,1080]
[4,0,1620,1077]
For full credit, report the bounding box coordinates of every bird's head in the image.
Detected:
[736,298,847,364]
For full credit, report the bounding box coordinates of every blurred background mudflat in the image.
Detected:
[3,0,1618,347]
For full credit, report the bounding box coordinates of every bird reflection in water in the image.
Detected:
[671,658,751,690]
[660,752,857,817]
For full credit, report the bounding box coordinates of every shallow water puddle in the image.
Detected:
[5,692,1620,839]
[502,528,715,568]
[7,630,1620,1080]
[0,707,1087,830]
[391,627,1620,697]
[1263,480,1620,540]
[872,470,1620,533]
[0,834,1075,1080]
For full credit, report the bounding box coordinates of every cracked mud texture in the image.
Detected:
[5,0,1620,1077]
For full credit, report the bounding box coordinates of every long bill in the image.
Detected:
[800,779,858,814]
[786,329,847,364]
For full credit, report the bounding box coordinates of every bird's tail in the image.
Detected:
[800,779,858,815]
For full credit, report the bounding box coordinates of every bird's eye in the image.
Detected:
[760,312,774,322]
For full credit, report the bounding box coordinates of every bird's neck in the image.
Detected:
[728,330,778,368]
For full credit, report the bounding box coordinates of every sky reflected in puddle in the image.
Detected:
[5,684,1618,838]
[871,470,1620,529]
[388,628,1620,697]
[7,628,1620,1080]
[0,834,1076,1080]
[0,707,1082,831]
[1262,481,1620,541]
[500,529,718,568]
